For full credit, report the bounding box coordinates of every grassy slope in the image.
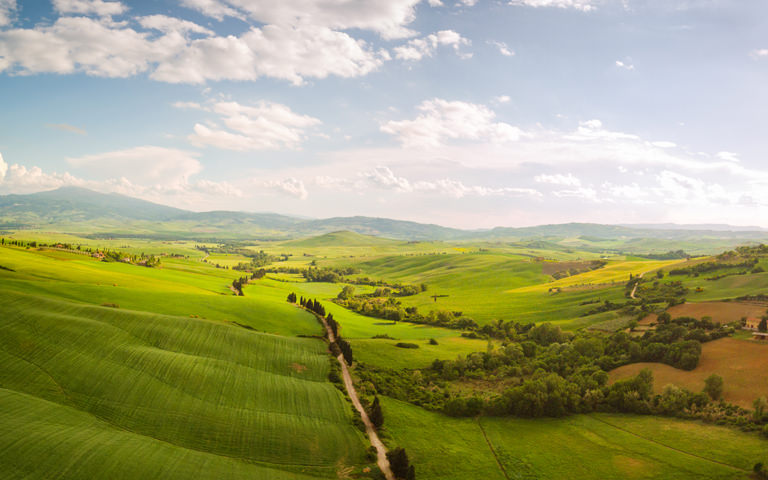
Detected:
[382,398,768,480]
[0,246,318,336]
[0,245,370,479]
[249,277,490,369]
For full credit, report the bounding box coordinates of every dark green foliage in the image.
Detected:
[338,338,353,365]
[387,447,415,480]
[760,318,767,333]
[369,396,384,429]
[286,292,297,303]
[395,343,419,349]
[428,338,438,345]
[703,374,724,401]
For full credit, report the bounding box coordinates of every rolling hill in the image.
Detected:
[3,187,768,248]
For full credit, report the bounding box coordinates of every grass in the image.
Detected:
[0,246,320,336]
[381,397,768,480]
[249,277,490,368]
[0,289,367,478]
[609,337,768,408]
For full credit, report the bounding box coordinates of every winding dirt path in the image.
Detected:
[318,314,395,480]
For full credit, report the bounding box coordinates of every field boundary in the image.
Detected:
[588,414,749,472]
[476,418,511,480]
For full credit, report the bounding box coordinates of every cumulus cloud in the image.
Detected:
[716,151,740,162]
[393,30,471,61]
[260,177,308,199]
[488,40,514,57]
[751,49,768,58]
[508,0,596,11]
[494,95,511,104]
[535,173,581,186]
[0,152,7,181]
[0,16,385,85]
[179,0,422,39]
[66,146,202,185]
[45,123,87,135]
[354,166,540,199]
[381,98,524,148]
[187,100,321,151]
[615,60,634,70]
[0,0,16,26]
[52,0,126,17]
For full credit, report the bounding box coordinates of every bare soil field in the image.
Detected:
[639,301,768,326]
[609,337,768,408]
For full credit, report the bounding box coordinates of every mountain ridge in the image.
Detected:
[2,187,768,243]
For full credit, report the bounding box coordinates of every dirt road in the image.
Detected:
[319,314,395,480]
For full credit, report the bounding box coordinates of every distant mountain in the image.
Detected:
[0,186,185,224]
[2,187,768,247]
[297,216,466,241]
[620,223,768,232]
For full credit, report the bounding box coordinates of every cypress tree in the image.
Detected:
[369,396,384,429]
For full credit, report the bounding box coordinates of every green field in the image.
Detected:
[382,397,768,480]
[0,246,371,479]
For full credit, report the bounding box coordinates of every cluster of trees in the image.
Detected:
[286,294,352,365]
[669,258,759,277]
[230,269,266,296]
[302,266,361,283]
[637,250,689,260]
[358,316,735,419]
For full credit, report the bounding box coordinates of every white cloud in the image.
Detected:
[178,0,423,39]
[535,173,581,186]
[488,40,514,57]
[171,101,204,110]
[651,141,676,148]
[751,49,768,58]
[178,0,242,21]
[494,95,511,103]
[66,146,202,185]
[0,17,385,85]
[343,166,541,199]
[260,177,308,199]
[137,15,213,35]
[52,0,127,17]
[45,123,87,135]
[0,0,16,26]
[393,30,471,61]
[0,152,7,181]
[151,24,385,85]
[508,0,596,11]
[716,151,740,162]
[615,60,635,70]
[381,98,524,148]
[188,100,321,151]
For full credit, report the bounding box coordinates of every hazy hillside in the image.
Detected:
[2,188,768,248]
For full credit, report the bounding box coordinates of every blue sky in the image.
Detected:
[0,0,766,228]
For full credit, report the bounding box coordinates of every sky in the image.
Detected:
[0,0,766,229]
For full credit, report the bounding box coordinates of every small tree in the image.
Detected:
[754,397,768,422]
[760,317,768,333]
[337,285,355,300]
[703,374,724,401]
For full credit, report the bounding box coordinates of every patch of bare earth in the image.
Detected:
[608,337,768,408]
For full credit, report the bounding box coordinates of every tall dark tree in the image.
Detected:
[387,448,414,480]
[338,338,353,366]
[369,396,384,429]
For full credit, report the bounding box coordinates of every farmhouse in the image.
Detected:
[744,317,763,330]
